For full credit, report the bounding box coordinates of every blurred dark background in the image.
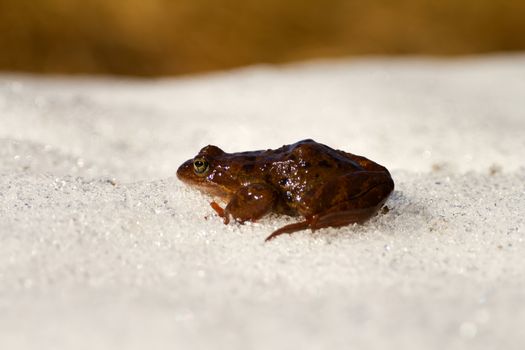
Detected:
[1,0,524,76]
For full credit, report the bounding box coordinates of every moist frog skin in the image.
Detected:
[177,139,394,241]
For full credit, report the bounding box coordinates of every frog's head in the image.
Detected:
[177,145,240,200]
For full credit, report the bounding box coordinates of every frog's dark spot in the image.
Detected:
[278,178,289,186]
[318,159,332,168]
[242,163,255,172]
[263,173,273,183]
[315,173,320,178]
[301,161,311,168]
[245,156,257,161]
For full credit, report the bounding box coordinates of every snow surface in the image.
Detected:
[1,55,525,350]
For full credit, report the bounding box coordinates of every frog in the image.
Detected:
[176,139,394,241]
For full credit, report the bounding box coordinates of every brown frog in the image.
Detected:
[177,139,394,241]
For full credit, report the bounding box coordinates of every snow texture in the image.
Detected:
[1,55,525,350]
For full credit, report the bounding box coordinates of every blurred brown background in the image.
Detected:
[1,0,524,76]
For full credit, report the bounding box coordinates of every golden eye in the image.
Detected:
[193,158,209,175]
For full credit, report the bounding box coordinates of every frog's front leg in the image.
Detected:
[210,183,277,225]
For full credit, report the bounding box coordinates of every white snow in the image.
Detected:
[1,55,525,350]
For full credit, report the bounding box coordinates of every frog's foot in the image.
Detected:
[210,201,229,224]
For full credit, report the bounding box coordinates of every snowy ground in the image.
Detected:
[1,55,524,350]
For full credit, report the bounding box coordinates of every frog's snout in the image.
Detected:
[176,159,193,181]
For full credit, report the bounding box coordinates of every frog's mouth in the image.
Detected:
[191,183,232,201]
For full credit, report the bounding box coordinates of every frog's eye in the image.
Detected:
[193,158,209,175]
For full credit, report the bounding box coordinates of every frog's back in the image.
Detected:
[258,140,389,215]
[267,139,388,173]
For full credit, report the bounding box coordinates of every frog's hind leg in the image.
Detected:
[264,206,378,242]
[311,206,381,230]
[265,174,393,241]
